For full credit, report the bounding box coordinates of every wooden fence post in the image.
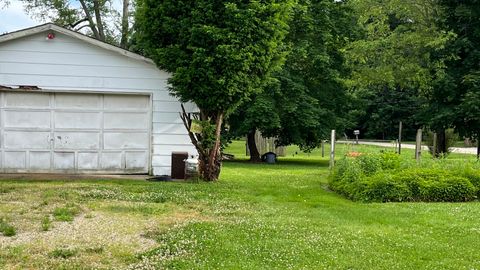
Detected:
[415,128,422,162]
[398,121,402,154]
[330,130,336,169]
[321,140,325,158]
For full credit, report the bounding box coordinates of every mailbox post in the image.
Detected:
[354,130,360,144]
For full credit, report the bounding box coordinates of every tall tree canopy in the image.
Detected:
[438,0,480,156]
[346,0,455,146]
[136,0,293,180]
[228,0,355,161]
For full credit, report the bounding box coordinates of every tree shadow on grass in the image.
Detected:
[223,157,329,168]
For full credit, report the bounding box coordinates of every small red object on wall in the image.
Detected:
[46,32,55,40]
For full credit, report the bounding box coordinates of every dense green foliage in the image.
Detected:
[135,0,293,179]
[345,0,455,141]
[330,152,480,202]
[438,0,480,146]
[135,0,292,114]
[228,0,354,153]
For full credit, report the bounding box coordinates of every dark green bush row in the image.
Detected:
[330,153,479,202]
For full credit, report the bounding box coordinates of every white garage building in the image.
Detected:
[0,23,196,175]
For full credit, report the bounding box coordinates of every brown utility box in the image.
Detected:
[171,152,188,179]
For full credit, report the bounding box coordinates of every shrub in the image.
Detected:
[379,151,400,170]
[457,168,480,197]
[330,157,364,199]
[357,154,382,176]
[358,173,412,202]
[330,163,478,202]
[393,169,476,201]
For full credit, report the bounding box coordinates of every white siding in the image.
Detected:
[0,30,197,175]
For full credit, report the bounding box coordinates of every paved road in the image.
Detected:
[338,140,478,155]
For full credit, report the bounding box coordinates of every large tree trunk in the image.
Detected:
[247,130,261,162]
[477,135,480,160]
[120,0,129,49]
[79,0,101,40]
[179,106,223,181]
[203,112,224,180]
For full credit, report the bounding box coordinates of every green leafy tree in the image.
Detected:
[346,0,455,150]
[437,0,480,157]
[135,0,293,180]
[228,0,355,161]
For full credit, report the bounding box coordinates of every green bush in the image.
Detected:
[379,151,400,170]
[357,154,382,176]
[358,173,412,202]
[330,158,363,199]
[393,169,476,201]
[329,154,478,202]
[457,168,480,197]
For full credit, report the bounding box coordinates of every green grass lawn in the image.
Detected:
[0,141,479,269]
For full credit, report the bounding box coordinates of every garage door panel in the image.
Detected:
[104,113,148,129]
[126,152,148,170]
[100,152,123,169]
[54,132,100,149]
[104,132,148,149]
[5,92,50,108]
[5,111,50,128]
[55,112,101,129]
[29,152,51,169]
[104,95,149,109]
[78,152,98,169]
[55,93,101,109]
[4,152,26,169]
[4,131,50,149]
[0,92,150,174]
[53,152,75,170]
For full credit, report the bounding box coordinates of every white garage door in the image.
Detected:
[0,91,151,174]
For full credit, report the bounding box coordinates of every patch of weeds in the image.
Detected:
[84,213,94,219]
[85,246,104,254]
[53,205,80,222]
[0,186,15,194]
[41,215,52,231]
[57,190,71,200]
[0,218,16,237]
[32,200,49,210]
[50,247,77,259]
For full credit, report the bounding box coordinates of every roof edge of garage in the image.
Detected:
[0,23,155,65]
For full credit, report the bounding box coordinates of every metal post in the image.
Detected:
[398,121,402,154]
[330,130,336,169]
[415,128,422,162]
[432,132,437,158]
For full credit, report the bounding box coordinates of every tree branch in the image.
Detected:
[79,0,100,40]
